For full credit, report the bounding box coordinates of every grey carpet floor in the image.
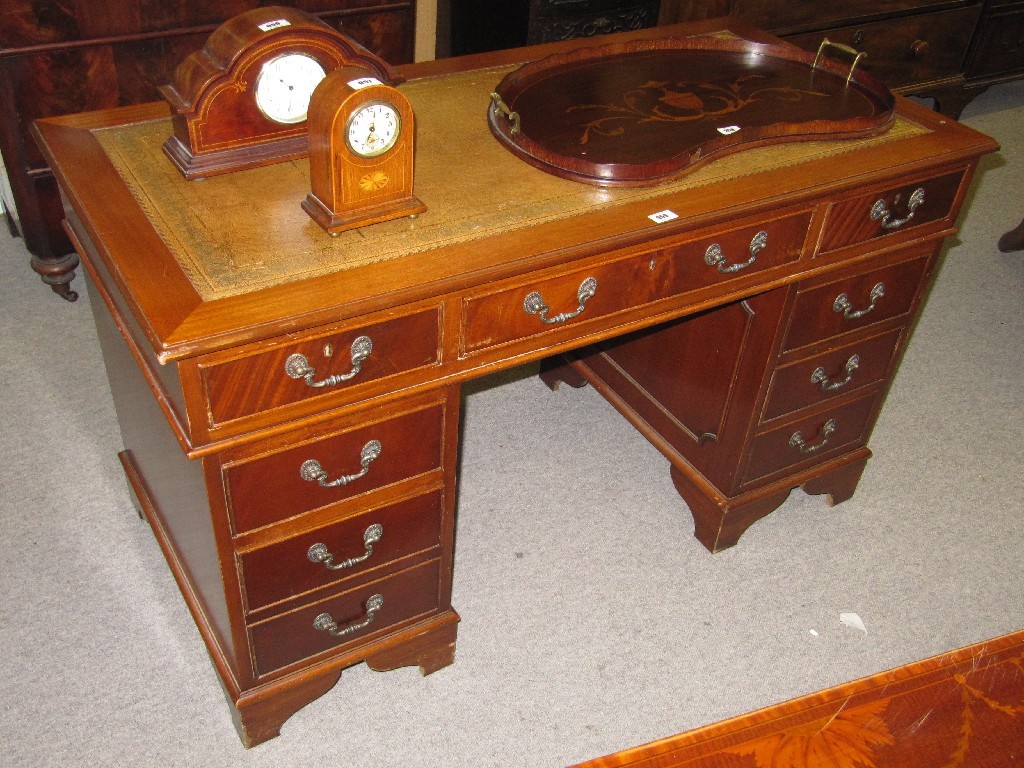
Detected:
[1,81,1022,767]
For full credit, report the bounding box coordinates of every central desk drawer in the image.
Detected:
[238,490,444,613]
[461,212,809,355]
[250,559,441,676]
[223,403,445,535]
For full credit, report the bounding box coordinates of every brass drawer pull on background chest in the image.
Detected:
[705,230,768,274]
[833,282,885,320]
[284,336,374,388]
[524,277,598,324]
[870,187,926,230]
[789,419,837,454]
[810,354,861,392]
[307,524,384,571]
[313,594,384,638]
[300,440,382,488]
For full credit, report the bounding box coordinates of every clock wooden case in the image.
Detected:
[160,6,398,180]
[303,66,426,235]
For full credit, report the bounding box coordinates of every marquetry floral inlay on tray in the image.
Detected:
[488,35,896,186]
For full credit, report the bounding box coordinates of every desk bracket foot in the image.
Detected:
[231,668,344,748]
[671,449,872,552]
[365,611,459,676]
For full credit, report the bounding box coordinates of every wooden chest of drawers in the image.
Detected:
[34,18,996,749]
[450,0,661,54]
[660,0,991,115]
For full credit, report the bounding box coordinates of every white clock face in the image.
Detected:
[254,53,327,124]
[346,102,401,158]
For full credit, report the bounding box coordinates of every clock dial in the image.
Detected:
[346,102,401,158]
[255,53,327,124]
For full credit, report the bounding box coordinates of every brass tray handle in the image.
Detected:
[300,440,382,488]
[490,92,521,134]
[810,354,860,393]
[813,38,867,86]
[307,524,384,571]
[524,277,598,324]
[705,230,768,274]
[285,335,373,388]
[314,594,384,638]
[833,282,885,321]
[789,419,837,454]
[870,187,926,230]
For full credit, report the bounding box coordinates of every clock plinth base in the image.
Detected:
[302,192,427,235]
[163,134,309,180]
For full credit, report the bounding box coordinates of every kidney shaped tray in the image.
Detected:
[487,36,896,186]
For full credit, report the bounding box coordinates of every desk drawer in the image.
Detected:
[238,490,443,613]
[250,559,441,676]
[199,307,441,427]
[781,254,930,352]
[762,328,903,422]
[743,394,879,484]
[819,171,964,254]
[461,212,808,355]
[224,403,445,535]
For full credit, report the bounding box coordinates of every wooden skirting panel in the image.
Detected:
[572,630,1024,768]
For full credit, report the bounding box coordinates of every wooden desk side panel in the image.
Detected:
[85,272,244,678]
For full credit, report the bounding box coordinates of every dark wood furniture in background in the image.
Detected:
[999,217,1024,251]
[660,1,1024,116]
[35,18,995,748]
[0,0,416,300]
[450,0,662,55]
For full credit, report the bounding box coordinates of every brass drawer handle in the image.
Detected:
[524,276,598,324]
[307,524,383,571]
[870,187,925,230]
[300,440,382,488]
[810,354,860,393]
[314,594,384,638]
[285,335,373,388]
[833,282,885,320]
[789,419,837,454]
[705,230,768,274]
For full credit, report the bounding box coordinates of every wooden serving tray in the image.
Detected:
[487,35,896,186]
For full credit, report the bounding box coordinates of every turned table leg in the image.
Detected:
[30,251,80,302]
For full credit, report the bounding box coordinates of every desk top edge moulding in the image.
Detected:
[31,16,998,749]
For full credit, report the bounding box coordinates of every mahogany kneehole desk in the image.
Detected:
[34,19,997,748]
